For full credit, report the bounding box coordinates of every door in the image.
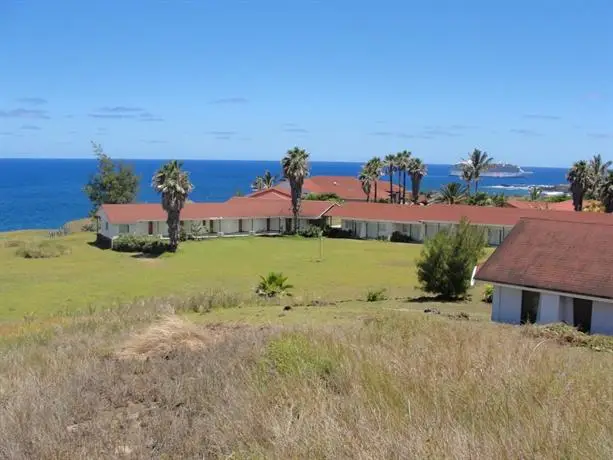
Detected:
[521,290,540,324]
[285,218,292,232]
[238,219,243,233]
[573,298,593,333]
[266,218,271,232]
[148,221,154,235]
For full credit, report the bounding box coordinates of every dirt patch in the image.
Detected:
[116,316,246,360]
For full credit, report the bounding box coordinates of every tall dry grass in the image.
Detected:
[1,301,613,459]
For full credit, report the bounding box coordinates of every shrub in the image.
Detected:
[416,218,486,299]
[483,284,494,303]
[323,227,354,239]
[304,192,343,203]
[376,235,388,241]
[298,225,323,238]
[190,222,207,238]
[112,235,170,255]
[256,272,293,298]
[366,288,387,302]
[16,241,71,259]
[81,220,96,232]
[390,231,413,243]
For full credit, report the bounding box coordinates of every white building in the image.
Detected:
[476,217,613,335]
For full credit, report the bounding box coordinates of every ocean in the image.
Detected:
[0,159,568,232]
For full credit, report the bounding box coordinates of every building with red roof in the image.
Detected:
[476,218,613,335]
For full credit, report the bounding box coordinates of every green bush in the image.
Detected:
[298,225,323,238]
[416,218,486,299]
[256,272,293,298]
[16,241,71,259]
[366,288,387,302]
[112,235,170,254]
[483,284,494,303]
[81,220,96,232]
[323,227,354,239]
[390,231,413,243]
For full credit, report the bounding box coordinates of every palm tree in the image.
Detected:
[566,160,590,211]
[366,156,383,201]
[528,186,542,201]
[407,157,427,204]
[152,160,194,252]
[587,154,612,199]
[463,148,493,193]
[358,168,372,202]
[281,147,310,232]
[383,153,397,203]
[251,170,277,191]
[251,176,265,192]
[395,150,411,203]
[434,182,468,204]
[599,171,613,213]
[461,165,474,194]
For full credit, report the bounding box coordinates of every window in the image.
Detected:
[105,222,109,231]
[118,224,129,234]
[521,290,540,324]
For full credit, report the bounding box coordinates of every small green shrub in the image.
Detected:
[483,284,494,303]
[390,231,413,243]
[256,272,293,298]
[298,225,323,238]
[112,235,170,254]
[323,227,354,239]
[366,288,387,302]
[16,241,71,259]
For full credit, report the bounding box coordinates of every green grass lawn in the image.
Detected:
[0,231,491,323]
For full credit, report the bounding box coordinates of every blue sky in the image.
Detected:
[1,0,611,166]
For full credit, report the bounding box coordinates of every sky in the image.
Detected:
[0,0,611,166]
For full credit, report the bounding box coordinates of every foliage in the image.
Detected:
[383,153,397,203]
[395,150,411,204]
[323,227,354,239]
[298,225,324,238]
[359,157,384,202]
[390,231,414,243]
[80,220,97,232]
[599,171,613,213]
[544,194,569,203]
[407,157,427,203]
[467,192,507,207]
[304,192,343,203]
[152,160,194,251]
[528,186,542,201]
[460,148,493,193]
[112,235,170,254]
[251,170,278,192]
[482,284,494,303]
[587,154,612,200]
[366,288,387,302]
[256,272,293,298]
[190,221,208,238]
[15,241,71,259]
[434,182,468,204]
[566,160,590,211]
[281,147,310,233]
[83,142,139,215]
[584,201,605,213]
[417,219,486,299]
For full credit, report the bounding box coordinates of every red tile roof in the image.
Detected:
[475,218,613,300]
[99,199,335,224]
[506,199,582,211]
[248,188,291,200]
[327,201,613,226]
[252,176,403,201]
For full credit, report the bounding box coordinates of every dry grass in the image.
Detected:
[2,297,613,459]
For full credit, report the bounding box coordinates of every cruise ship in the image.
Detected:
[449,162,532,178]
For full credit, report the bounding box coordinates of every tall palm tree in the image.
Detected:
[367,156,383,201]
[407,157,427,204]
[281,147,310,232]
[383,153,397,203]
[152,160,194,252]
[600,171,613,213]
[358,169,372,202]
[461,166,474,195]
[463,148,493,193]
[434,182,468,204]
[588,154,612,199]
[566,160,590,211]
[395,150,411,203]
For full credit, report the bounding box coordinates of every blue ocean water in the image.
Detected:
[0,159,568,232]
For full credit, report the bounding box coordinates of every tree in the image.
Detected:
[461,165,474,195]
[383,153,397,203]
[395,150,411,203]
[83,142,139,215]
[600,171,613,213]
[566,160,590,211]
[152,160,194,252]
[587,154,612,199]
[366,156,383,201]
[528,186,542,201]
[251,170,277,192]
[407,157,427,204]
[281,147,310,232]
[416,219,486,299]
[434,182,468,204]
[462,148,493,193]
[358,169,372,202]
[256,272,293,298]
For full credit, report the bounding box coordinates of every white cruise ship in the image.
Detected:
[449,162,532,178]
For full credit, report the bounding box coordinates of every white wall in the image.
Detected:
[537,293,562,324]
[220,219,239,234]
[590,301,613,335]
[492,285,523,324]
[252,218,267,233]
